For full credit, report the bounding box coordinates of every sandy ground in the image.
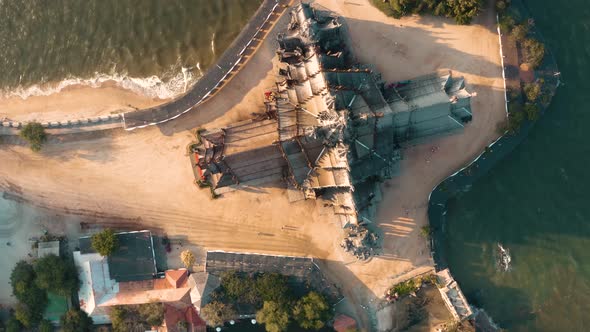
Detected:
[0,83,167,123]
[0,197,81,305]
[0,1,504,330]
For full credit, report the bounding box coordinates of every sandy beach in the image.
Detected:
[0,83,167,123]
[0,1,504,330]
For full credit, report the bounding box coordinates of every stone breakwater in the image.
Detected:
[0,0,290,135]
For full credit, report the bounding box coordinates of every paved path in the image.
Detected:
[123,0,291,130]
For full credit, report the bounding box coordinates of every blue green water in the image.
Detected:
[444,0,590,331]
[0,0,587,330]
[0,0,260,99]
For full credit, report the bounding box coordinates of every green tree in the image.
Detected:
[10,260,48,327]
[91,228,118,256]
[221,271,247,300]
[370,0,483,24]
[256,301,290,332]
[35,254,79,296]
[110,304,165,331]
[220,271,259,304]
[38,319,54,332]
[15,302,38,328]
[511,24,529,41]
[255,273,291,305]
[524,82,541,102]
[180,250,195,269]
[10,260,35,297]
[20,122,47,152]
[499,15,515,33]
[138,302,165,327]
[110,306,140,332]
[5,316,22,332]
[293,292,331,330]
[60,309,93,332]
[522,38,545,68]
[200,301,236,327]
[446,0,482,24]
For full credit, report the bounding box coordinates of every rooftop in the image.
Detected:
[79,230,157,282]
[38,240,60,258]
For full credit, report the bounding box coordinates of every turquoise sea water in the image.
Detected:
[444,0,590,331]
[0,0,260,99]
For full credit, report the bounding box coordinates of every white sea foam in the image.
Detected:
[211,32,216,56]
[196,62,203,76]
[2,67,201,100]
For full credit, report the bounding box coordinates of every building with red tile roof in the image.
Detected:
[74,232,207,331]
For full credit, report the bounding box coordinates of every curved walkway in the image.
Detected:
[123,0,290,130]
[0,0,290,135]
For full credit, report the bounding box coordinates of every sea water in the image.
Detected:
[0,0,261,100]
[444,0,590,330]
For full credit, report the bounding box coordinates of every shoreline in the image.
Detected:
[427,0,560,327]
[0,1,508,330]
[0,0,287,132]
[0,82,168,124]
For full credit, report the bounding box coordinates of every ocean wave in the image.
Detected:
[1,67,201,100]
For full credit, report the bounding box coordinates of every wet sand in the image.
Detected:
[0,83,167,123]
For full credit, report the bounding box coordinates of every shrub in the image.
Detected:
[507,110,526,134]
[91,228,118,256]
[420,225,431,238]
[390,279,418,298]
[522,38,545,68]
[20,122,47,152]
[507,88,521,102]
[496,118,509,135]
[524,103,540,121]
[524,82,541,102]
